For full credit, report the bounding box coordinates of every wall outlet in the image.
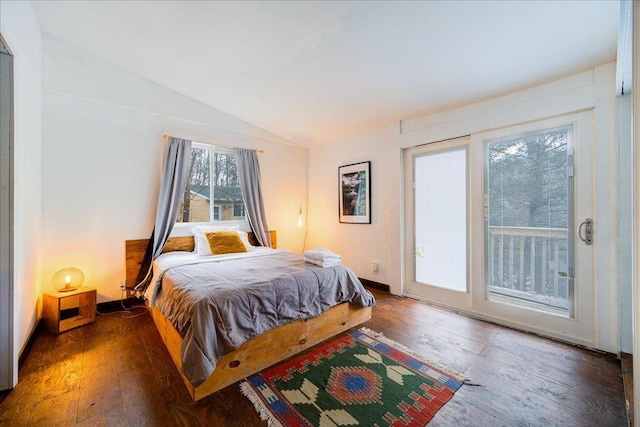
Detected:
[119,280,126,290]
[371,261,379,274]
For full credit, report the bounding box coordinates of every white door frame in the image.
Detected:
[0,38,14,391]
[403,136,472,311]
[631,1,639,424]
[470,111,595,347]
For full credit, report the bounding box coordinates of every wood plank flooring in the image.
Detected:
[0,288,628,426]
[621,352,634,426]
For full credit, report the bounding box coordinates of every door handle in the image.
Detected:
[578,218,592,245]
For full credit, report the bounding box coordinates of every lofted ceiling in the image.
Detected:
[32,1,619,146]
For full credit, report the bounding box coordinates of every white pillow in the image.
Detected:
[192,225,240,256]
[192,225,255,255]
[235,230,256,252]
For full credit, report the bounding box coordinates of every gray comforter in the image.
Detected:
[153,250,375,387]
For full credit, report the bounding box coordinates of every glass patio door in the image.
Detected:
[484,125,574,317]
[403,137,472,310]
[403,111,595,346]
[470,112,594,345]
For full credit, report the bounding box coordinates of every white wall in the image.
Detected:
[307,124,401,289]
[41,38,307,303]
[0,1,43,384]
[308,62,620,353]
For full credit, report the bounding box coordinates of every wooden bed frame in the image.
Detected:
[125,231,372,401]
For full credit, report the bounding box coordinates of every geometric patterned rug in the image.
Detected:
[240,328,466,426]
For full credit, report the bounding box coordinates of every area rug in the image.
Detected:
[240,328,465,426]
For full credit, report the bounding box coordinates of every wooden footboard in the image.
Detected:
[149,302,372,400]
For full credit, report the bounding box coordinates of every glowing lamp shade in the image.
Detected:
[51,267,85,292]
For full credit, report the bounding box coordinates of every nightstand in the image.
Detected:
[42,286,97,334]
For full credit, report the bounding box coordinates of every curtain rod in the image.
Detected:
[162,134,264,153]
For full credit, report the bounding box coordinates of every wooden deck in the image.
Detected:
[0,288,628,426]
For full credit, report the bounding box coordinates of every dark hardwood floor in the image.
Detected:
[621,352,634,426]
[0,288,628,426]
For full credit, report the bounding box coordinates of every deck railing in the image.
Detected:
[488,226,569,307]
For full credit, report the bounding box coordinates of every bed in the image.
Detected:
[125,231,374,401]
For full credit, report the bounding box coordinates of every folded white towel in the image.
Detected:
[304,257,341,268]
[303,248,342,263]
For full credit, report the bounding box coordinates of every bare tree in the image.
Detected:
[179,148,210,222]
[178,149,241,222]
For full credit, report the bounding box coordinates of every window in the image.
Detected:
[213,205,222,221]
[414,147,468,293]
[485,125,572,316]
[177,143,245,223]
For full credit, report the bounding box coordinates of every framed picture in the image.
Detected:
[338,161,371,224]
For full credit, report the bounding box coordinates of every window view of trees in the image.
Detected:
[177,145,245,223]
[487,127,569,228]
[486,126,571,311]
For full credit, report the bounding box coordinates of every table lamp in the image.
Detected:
[51,267,84,292]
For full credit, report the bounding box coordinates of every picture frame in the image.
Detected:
[338,161,371,224]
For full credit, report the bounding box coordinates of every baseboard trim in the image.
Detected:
[18,318,42,370]
[359,278,389,292]
[97,297,144,313]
